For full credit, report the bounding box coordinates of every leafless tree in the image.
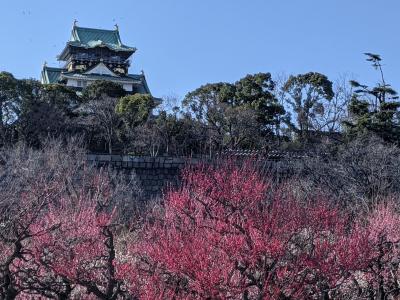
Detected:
[155,94,181,113]
[292,135,400,213]
[311,73,353,133]
[85,95,121,154]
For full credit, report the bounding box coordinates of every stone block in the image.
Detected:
[111,155,122,162]
[87,154,97,161]
[98,155,111,162]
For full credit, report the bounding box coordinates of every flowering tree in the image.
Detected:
[0,150,65,300]
[0,188,57,299]
[31,197,129,299]
[137,161,370,299]
[0,140,141,299]
[2,144,400,299]
[358,203,400,299]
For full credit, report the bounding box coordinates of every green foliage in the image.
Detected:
[40,84,80,115]
[131,110,207,156]
[2,55,400,155]
[116,94,156,128]
[183,82,236,121]
[344,54,400,144]
[17,99,67,147]
[0,74,42,145]
[183,73,285,150]
[16,81,75,147]
[283,72,334,140]
[345,96,400,143]
[235,73,285,126]
[82,80,126,100]
[0,72,19,123]
[0,72,18,97]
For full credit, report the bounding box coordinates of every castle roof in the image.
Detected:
[58,25,136,60]
[41,66,65,84]
[71,26,135,51]
[41,65,152,95]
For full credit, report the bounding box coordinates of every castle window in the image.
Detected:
[77,80,87,88]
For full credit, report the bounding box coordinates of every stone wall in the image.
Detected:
[87,155,202,199]
[87,154,303,199]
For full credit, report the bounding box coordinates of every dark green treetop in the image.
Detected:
[40,84,80,116]
[235,73,285,127]
[82,80,127,100]
[344,53,400,143]
[183,73,285,150]
[116,93,156,128]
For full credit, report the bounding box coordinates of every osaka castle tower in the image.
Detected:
[41,21,153,95]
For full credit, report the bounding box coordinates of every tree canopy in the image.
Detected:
[0,53,399,154]
[344,53,400,143]
[283,72,334,141]
[116,93,156,128]
[82,80,127,100]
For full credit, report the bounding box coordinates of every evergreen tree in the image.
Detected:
[183,73,285,151]
[344,53,400,143]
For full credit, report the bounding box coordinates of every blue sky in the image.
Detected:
[0,0,398,100]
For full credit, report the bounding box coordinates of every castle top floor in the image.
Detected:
[58,22,136,62]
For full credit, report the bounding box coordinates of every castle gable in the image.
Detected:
[85,63,117,76]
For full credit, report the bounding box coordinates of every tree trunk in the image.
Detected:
[108,139,112,155]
